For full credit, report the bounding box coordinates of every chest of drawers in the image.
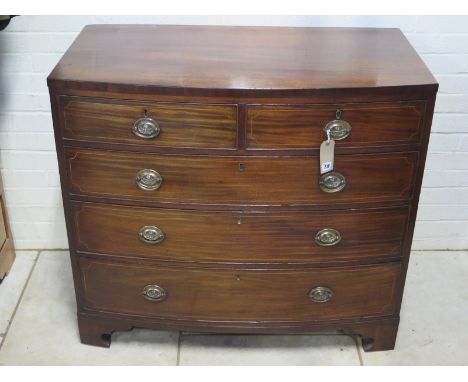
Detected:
[48,25,438,352]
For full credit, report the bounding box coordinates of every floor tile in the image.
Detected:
[0,251,179,365]
[0,251,38,344]
[361,251,468,365]
[3,249,466,365]
[179,333,360,365]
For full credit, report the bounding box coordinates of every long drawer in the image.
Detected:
[72,201,408,264]
[79,257,401,321]
[66,148,418,206]
[246,101,426,149]
[60,97,238,149]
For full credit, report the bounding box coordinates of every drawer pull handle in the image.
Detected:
[135,169,163,190]
[142,284,167,302]
[308,286,333,303]
[319,171,346,193]
[139,226,165,244]
[133,117,161,139]
[315,228,342,246]
[324,118,352,141]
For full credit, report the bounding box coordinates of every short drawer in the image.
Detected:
[66,148,417,206]
[60,97,238,149]
[246,101,426,149]
[72,202,408,264]
[79,257,401,321]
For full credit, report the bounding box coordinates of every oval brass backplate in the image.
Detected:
[133,117,161,139]
[323,119,352,140]
[319,171,346,193]
[308,286,333,303]
[315,228,342,247]
[135,169,163,191]
[142,284,167,302]
[138,226,165,244]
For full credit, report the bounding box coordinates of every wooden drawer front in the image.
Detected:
[246,102,425,149]
[80,258,401,321]
[60,97,238,149]
[72,202,408,264]
[67,149,417,205]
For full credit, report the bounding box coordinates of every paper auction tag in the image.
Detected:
[320,138,335,174]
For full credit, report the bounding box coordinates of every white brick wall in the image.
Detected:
[1,15,467,250]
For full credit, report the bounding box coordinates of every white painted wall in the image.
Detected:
[0,15,467,250]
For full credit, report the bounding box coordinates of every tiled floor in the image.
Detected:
[0,250,467,365]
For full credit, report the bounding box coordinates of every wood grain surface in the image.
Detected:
[48,25,437,96]
[79,256,401,321]
[66,148,418,206]
[247,101,425,149]
[61,96,238,149]
[72,201,408,264]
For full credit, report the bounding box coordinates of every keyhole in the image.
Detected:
[143,108,148,117]
[239,163,245,172]
[335,109,342,120]
[236,274,241,281]
[237,218,242,225]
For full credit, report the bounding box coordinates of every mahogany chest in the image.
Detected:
[48,25,438,351]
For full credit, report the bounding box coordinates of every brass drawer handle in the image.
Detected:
[308,286,333,303]
[139,226,165,244]
[315,228,341,247]
[319,171,346,193]
[142,284,167,302]
[324,119,352,140]
[135,169,163,190]
[133,117,161,139]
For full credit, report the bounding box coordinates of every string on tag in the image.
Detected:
[326,129,331,144]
